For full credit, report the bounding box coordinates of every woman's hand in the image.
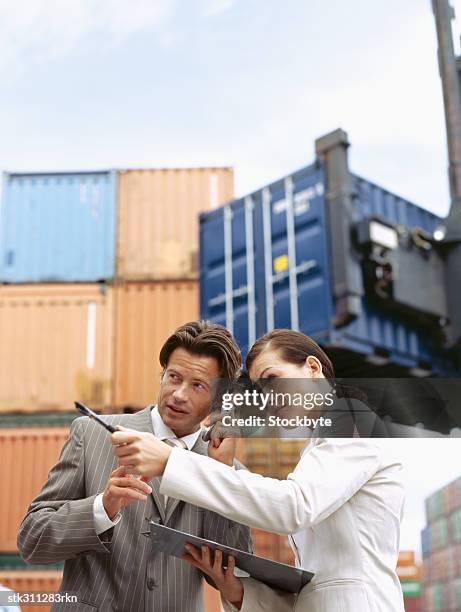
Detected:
[181,544,244,609]
[207,436,237,466]
[204,412,239,466]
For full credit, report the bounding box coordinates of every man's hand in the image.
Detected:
[111,426,172,479]
[102,466,152,520]
[181,544,243,610]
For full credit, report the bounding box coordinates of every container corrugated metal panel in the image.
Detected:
[0,428,69,552]
[0,171,117,282]
[398,565,421,581]
[113,281,199,410]
[422,526,431,558]
[117,168,234,280]
[200,163,456,375]
[0,571,62,612]
[403,596,421,611]
[399,551,416,566]
[251,529,295,565]
[0,285,113,412]
[235,439,305,479]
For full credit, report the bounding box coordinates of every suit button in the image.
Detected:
[147,578,156,590]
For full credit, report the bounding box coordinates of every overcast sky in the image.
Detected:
[2,0,461,555]
[1,0,461,216]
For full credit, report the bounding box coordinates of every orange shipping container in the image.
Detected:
[236,439,306,478]
[0,428,70,552]
[116,168,234,280]
[0,571,62,612]
[252,529,295,566]
[398,551,416,566]
[397,565,421,581]
[113,280,199,410]
[0,285,113,413]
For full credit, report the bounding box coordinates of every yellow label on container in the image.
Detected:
[274,254,289,273]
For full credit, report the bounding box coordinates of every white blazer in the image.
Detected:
[160,438,405,612]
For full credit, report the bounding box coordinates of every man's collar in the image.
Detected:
[151,405,202,451]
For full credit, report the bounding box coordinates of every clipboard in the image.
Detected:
[146,521,314,593]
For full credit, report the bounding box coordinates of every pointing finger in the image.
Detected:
[112,431,141,445]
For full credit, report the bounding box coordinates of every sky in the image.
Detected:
[2,0,461,555]
[1,0,461,217]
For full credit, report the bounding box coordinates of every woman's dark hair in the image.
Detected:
[159,320,241,380]
[246,329,368,403]
[246,329,335,377]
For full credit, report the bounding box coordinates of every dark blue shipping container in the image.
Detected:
[200,161,457,376]
[0,171,117,283]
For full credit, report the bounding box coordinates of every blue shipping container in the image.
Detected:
[200,162,457,376]
[0,171,117,282]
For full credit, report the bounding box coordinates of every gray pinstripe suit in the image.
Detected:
[17,406,252,612]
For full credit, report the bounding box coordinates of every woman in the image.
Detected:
[151,330,405,611]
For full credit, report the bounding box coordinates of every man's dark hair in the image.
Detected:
[159,320,241,380]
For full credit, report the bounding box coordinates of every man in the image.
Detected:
[18,321,251,612]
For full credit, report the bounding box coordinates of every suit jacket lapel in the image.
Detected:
[164,432,207,524]
[126,405,166,523]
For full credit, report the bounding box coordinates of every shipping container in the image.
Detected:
[427,549,450,582]
[0,571,62,612]
[450,544,461,578]
[399,551,416,566]
[422,526,431,558]
[200,150,457,377]
[423,582,446,612]
[431,518,449,551]
[401,580,421,598]
[251,529,295,566]
[398,565,421,581]
[235,438,305,479]
[426,489,446,524]
[447,576,461,611]
[445,478,461,515]
[0,428,69,551]
[451,509,461,544]
[112,280,199,410]
[117,168,234,280]
[403,596,421,611]
[0,284,113,412]
[0,171,117,283]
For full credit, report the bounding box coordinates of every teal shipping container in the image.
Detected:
[0,171,117,282]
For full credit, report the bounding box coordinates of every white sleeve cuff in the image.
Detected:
[93,493,122,535]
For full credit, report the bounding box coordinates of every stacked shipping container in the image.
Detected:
[397,551,422,611]
[0,167,233,412]
[0,427,70,612]
[421,477,461,611]
[0,167,233,610]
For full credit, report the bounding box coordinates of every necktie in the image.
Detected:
[162,438,188,450]
[161,438,188,503]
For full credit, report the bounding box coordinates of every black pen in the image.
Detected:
[74,401,117,433]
